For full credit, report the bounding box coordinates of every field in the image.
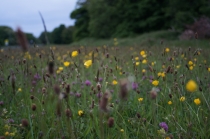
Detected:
[0,36,210,138]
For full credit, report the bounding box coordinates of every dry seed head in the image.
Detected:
[54,85,60,95]
[108,117,114,128]
[31,104,36,111]
[16,27,28,52]
[21,119,29,127]
[48,61,54,75]
[65,108,72,118]
[99,92,109,112]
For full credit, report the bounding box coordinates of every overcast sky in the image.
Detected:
[0,0,77,37]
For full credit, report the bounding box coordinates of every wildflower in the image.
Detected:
[112,80,118,85]
[108,117,114,128]
[142,59,147,64]
[186,80,197,92]
[135,57,139,60]
[138,98,143,102]
[176,65,181,69]
[150,87,159,99]
[21,119,29,127]
[71,51,78,57]
[120,129,124,132]
[189,66,193,70]
[135,62,140,66]
[18,88,22,92]
[151,62,155,66]
[180,96,185,102]
[63,61,70,67]
[78,110,84,116]
[59,67,63,71]
[188,61,193,66]
[161,72,165,77]
[165,48,170,53]
[0,101,3,106]
[152,80,159,86]
[159,122,168,132]
[132,82,138,90]
[208,68,210,72]
[142,69,146,73]
[157,128,166,135]
[158,72,162,77]
[194,98,201,105]
[168,101,172,105]
[85,80,91,86]
[9,133,15,136]
[5,132,9,136]
[140,50,145,56]
[165,137,171,139]
[84,60,92,68]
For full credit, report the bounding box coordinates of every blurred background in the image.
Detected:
[0,0,210,46]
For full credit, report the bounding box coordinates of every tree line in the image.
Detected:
[1,0,210,46]
[71,0,210,40]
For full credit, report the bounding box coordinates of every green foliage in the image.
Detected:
[70,1,89,41]
[71,0,210,40]
[0,26,16,46]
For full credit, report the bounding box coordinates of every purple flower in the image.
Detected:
[99,77,103,82]
[85,80,91,86]
[34,73,41,81]
[0,101,4,106]
[96,92,102,98]
[75,93,81,98]
[132,82,138,90]
[8,119,14,124]
[159,122,168,132]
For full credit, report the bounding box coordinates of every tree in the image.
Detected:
[0,26,16,46]
[70,0,89,41]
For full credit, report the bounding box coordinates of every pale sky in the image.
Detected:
[0,0,77,37]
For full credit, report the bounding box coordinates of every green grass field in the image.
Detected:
[0,31,210,138]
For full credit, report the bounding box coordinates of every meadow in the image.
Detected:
[0,36,210,138]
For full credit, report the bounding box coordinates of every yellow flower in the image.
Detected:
[152,80,159,86]
[208,68,210,72]
[142,59,147,64]
[176,65,181,69]
[112,80,118,85]
[189,66,193,70]
[194,98,201,105]
[165,48,170,53]
[165,137,171,139]
[63,61,70,67]
[120,129,124,132]
[142,54,147,58]
[9,132,15,136]
[56,70,61,74]
[138,98,143,102]
[5,131,9,136]
[142,69,146,73]
[168,101,172,105]
[59,67,64,71]
[136,62,140,66]
[84,60,92,68]
[71,51,78,57]
[188,61,193,66]
[158,72,162,77]
[135,57,139,60]
[161,72,165,78]
[180,96,185,102]
[162,65,165,69]
[78,110,84,116]
[140,50,145,56]
[186,80,197,92]
[18,88,22,92]
[151,62,155,66]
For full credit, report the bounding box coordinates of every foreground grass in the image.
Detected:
[0,42,210,138]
